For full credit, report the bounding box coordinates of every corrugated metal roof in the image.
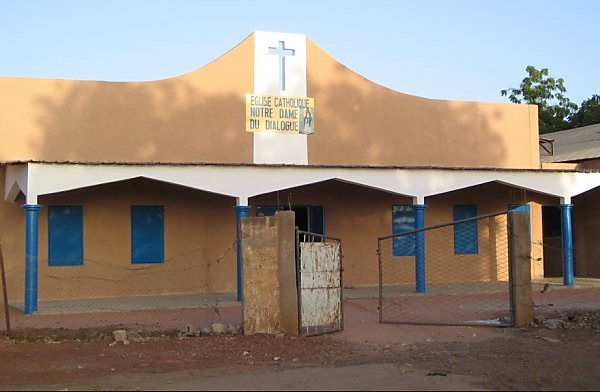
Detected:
[541,123,600,162]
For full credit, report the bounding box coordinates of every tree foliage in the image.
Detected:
[569,94,600,129]
[501,66,578,134]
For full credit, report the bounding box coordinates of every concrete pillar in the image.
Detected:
[23,204,42,315]
[235,205,251,302]
[508,210,534,327]
[560,203,574,287]
[414,204,426,294]
[240,211,298,335]
[276,211,299,335]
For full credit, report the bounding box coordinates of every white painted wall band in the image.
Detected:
[253,31,308,165]
[9,162,600,206]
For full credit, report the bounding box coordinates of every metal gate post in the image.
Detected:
[295,228,302,334]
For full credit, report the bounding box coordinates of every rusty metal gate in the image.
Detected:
[296,230,343,335]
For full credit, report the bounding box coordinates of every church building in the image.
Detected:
[1,31,599,314]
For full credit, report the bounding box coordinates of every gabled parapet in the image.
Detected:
[0,31,540,169]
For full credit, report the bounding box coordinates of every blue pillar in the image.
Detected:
[560,203,574,287]
[414,204,426,294]
[23,204,42,315]
[235,205,251,302]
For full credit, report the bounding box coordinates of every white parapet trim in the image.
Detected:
[22,163,416,204]
[4,164,28,203]
[414,169,600,200]
[10,162,600,206]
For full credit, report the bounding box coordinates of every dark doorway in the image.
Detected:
[256,205,325,235]
[542,206,563,277]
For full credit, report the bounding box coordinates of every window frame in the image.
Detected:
[131,205,165,264]
[48,205,84,267]
[453,204,479,255]
[392,205,416,257]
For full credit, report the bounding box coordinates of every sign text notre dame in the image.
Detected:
[246,94,315,135]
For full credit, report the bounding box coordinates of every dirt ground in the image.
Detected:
[1,299,600,390]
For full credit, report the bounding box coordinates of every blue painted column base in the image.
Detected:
[414,204,426,294]
[560,204,574,287]
[235,205,251,302]
[23,204,42,315]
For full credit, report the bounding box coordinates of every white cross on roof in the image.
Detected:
[268,41,295,92]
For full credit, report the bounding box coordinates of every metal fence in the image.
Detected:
[1,239,242,335]
[531,277,600,322]
[528,238,600,322]
[296,230,343,335]
[378,211,512,326]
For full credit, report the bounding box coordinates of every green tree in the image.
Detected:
[569,94,600,129]
[501,66,578,134]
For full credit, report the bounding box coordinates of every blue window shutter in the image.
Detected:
[453,205,478,255]
[392,205,416,256]
[131,206,164,264]
[48,206,83,266]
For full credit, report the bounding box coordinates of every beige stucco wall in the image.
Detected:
[2,175,238,302]
[573,187,600,277]
[306,40,540,169]
[541,162,579,170]
[251,180,556,287]
[252,180,413,287]
[0,171,567,303]
[426,183,555,281]
[0,33,539,169]
[542,159,600,171]
[0,35,255,164]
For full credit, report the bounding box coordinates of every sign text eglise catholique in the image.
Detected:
[245,94,315,135]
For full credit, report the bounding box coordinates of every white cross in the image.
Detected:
[268,41,295,91]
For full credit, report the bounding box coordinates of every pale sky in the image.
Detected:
[1,0,598,104]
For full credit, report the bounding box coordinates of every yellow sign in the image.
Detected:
[246,94,315,135]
